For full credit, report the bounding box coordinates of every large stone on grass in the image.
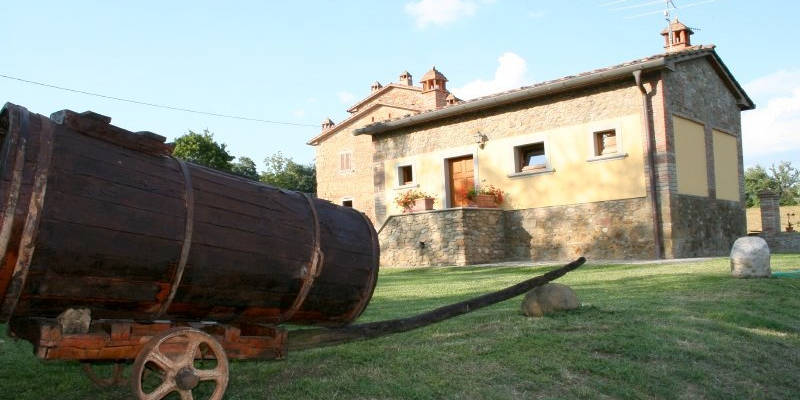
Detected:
[521,283,579,317]
[730,236,771,278]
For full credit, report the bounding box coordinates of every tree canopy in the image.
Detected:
[260,152,316,194]
[231,156,259,180]
[171,130,315,193]
[172,129,234,172]
[744,161,800,207]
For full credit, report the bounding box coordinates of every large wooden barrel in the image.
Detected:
[0,103,379,326]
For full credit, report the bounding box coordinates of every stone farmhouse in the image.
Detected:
[307,69,461,222]
[310,21,754,266]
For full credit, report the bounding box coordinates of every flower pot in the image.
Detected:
[473,194,497,208]
[404,197,435,213]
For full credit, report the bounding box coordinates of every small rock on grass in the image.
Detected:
[521,283,579,317]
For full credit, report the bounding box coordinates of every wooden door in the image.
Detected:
[448,156,474,207]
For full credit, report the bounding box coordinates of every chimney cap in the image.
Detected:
[661,18,693,35]
[421,66,448,82]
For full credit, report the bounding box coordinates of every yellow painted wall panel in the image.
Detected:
[713,130,740,201]
[382,114,647,215]
[673,116,708,197]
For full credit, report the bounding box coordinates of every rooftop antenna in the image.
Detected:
[665,0,677,51]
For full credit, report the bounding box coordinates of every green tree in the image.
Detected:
[744,165,773,207]
[172,129,234,172]
[769,161,800,205]
[231,156,259,180]
[260,152,316,194]
[744,161,800,207]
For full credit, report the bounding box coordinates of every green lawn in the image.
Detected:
[2,255,799,399]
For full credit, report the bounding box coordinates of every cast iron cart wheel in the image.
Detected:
[131,327,229,400]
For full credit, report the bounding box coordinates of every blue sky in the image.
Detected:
[1,0,797,169]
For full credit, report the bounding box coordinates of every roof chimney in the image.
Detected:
[420,66,450,110]
[321,117,335,130]
[661,18,694,52]
[445,93,461,106]
[398,70,413,86]
[371,81,383,92]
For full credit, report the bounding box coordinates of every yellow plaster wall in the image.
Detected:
[673,115,708,197]
[713,130,740,201]
[382,114,647,215]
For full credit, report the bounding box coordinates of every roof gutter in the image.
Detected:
[355,57,668,136]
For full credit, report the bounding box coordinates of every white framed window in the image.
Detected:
[507,136,553,177]
[594,129,618,156]
[398,164,414,186]
[587,124,627,162]
[341,197,354,207]
[339,151,354,174]
[515,142,547,172]
[393,160,421,190]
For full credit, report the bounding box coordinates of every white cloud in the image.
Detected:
[742,70,800,159]
[337,91,356,104]
[405,0,477,28]
[292,109,305,118]
[451,52,528,100]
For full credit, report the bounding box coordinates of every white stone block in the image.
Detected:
[730,236,771,278]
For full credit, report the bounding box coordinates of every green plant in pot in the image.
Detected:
[395,190,435,213]
[467,185,504,208]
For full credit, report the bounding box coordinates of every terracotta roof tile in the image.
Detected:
[355,45,747,134]
[421,66,447,82]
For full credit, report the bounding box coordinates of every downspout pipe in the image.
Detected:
[633,69,664,259]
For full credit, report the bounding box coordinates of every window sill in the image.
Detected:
[507,168,555,178]
[394,183,419,190]
[586,152,628,163]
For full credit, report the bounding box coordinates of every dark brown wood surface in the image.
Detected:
[0,103,379,327]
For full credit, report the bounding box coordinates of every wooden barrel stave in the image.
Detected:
[0,103,379,327]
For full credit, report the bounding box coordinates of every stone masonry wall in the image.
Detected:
[373,80,642,162]
[379,208,505,267]
[463,209,506,263]
[317,101,426,225]
[662,56,746,257]
[760,232,800,253]
[758,191,780,234]
[756,191,800,253]
[505,197,655,261]
[670,195,746,257]
[379,198,655,267]
[354,85,423,114]
[316,126,376,222]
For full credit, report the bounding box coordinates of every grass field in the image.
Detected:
[1,255,799,399]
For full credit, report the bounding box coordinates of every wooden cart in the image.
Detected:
[0,103,585,399]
